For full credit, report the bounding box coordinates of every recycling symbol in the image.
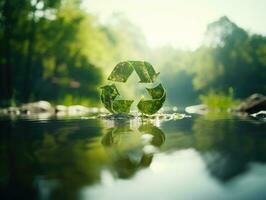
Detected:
[100,61,166,115]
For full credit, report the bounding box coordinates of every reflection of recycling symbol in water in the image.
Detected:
[100,61,166,115]
[101,123,165,178]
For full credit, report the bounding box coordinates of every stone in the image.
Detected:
[250,111,266,120]
[67,105,90,115]
[20,101,53,114]
[236,93,266,114]
[185,104,208,115]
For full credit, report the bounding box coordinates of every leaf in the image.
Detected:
[112,100,134,114]
[146,83,164,99]
[107,62,134,82]
[137,92,166,115]
[100,84,119,113]
[131,61,159,83]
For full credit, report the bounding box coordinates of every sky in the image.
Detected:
[82,0,266,49]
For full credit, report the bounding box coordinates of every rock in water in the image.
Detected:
[20,101,53,114]
[251,111,266,121]
[236,93,266,114]
[67,105,90,115]
[185,104,208,115]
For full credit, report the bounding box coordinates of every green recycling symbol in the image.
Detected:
[100,61,166,115]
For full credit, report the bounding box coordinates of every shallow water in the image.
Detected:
[0,113,266,200]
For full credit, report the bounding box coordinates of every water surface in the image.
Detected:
[0,114,266,200]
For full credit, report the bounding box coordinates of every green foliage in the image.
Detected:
[149,16,266,106]
[192,17,266,98]
[101,61,166,115]
[1,2,265,108]
[0,0,149,106]
[200,88,239,111]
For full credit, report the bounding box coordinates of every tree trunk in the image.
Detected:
[23,0,40,102]
[0,0,13,106]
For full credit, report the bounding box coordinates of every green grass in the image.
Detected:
[200,88,239,112]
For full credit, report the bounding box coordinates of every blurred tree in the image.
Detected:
[31,1,104,104]
[0,0,25,105]
[1,5,265,108]
[147,16,266,107]
[192,16,266,98]
[0,0,149,106]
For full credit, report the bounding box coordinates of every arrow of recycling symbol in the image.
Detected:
[100,61,166,115]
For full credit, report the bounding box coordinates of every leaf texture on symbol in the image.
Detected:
[112,100,134,113]
[132,61,159,83]
[107,61,159,83]
[101,61,166,115]
[107,62,134,82]
[100,84,119,113]
[137,93,166,115]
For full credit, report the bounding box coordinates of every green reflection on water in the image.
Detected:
[0,119,165,199]
[101,121,165,179]
[192,114,266,182]
[0,114,266,199]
